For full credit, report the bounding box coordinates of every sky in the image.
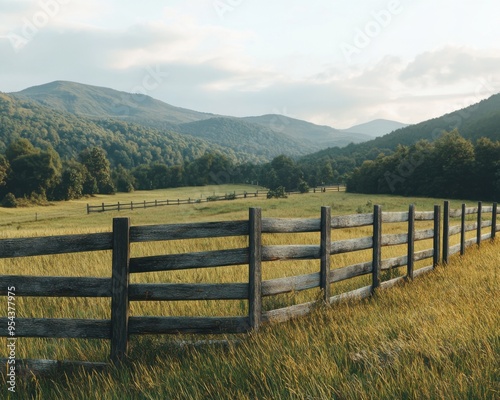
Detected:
[1,0,500,128]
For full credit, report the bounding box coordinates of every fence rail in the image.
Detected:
[86,186,346,214]
[0,200,498,376]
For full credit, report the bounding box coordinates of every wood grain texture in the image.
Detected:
[382,211,408,223]
[130,248,249,273]
[330,261,372,282]
[249,207,262,331]
[262,218,320,233]
[128,316,250,335]
[0,232,112,258]
[329,285,372,305]
[130,220,248,242]
[262,245,320,261]
[331,237,373,255]
[129,283,248,301]
[381,233,408,247]
[372,205,382,290]
[0,276,111,297]
[415,211,435,221]
[0,318,111,339]
[331,213,373,229]
[413,265,434,278]
[381,255,407,271]
[433,205,441,267]
[414,248,434,262]
[261,301,315,324]
[415,228,434,241]
[448,225,462,236]
[262,273,320,296]
[320,207,331,302]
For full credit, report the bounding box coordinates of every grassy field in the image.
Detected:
[0,185,498,399]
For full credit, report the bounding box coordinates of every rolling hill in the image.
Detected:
[11,81,374,156]
[342,119,409,137]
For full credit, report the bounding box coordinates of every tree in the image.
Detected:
[80,147,115,194]
[51,160,87,200]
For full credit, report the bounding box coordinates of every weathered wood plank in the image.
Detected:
[320,207,331,302]
[465,237,477,248]
[262,273,320,296]
[332,213,373,228]
[331,237,373,255]
[413,265,434,278]
[329,285,372,305]
[382,211,408,223]
[415,211,435,221]
[110,217,130,363]
[482,206,493,213]
[330,261,372,283]
[0,276,111,297]
[448,225,462,236]
[372,205,382,290]
[381,233,408,247]
[129,283,248,301]
[380,275,405,290]
[481,220,493,228]
[449,243,461,256]
[128,316,250,335]
[0,359,108,377]
[464,207,479,215]
[130,248,249,273]
[415,248,434,262]
[262,218,320,233]
[261,301,315,324]
[249,208,262,331]
[449,208,463,218]
[381,255,407,271]
[0,232,112,259]
[0,318,111,339]
[129,221,248,242]
[464,223,478,232]
[262,245,320,261]
[415,228,434,241]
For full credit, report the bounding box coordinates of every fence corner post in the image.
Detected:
[433,205,441,268]
[407,204,415,280]
[372,205,382,291]
[443,201,450,264]
[320,206,332,304]
[249,208,262,331]
[110,217,130,364]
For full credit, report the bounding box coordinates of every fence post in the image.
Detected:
[433,205,441,268]
[130,201,133,211]
[320,206,331,304]
[372,205,382,291]
[117,202,120,212]
[443,201,450,264]
[249,208,262,331]
[102,203,105,212]
[87,204,90,214]
[477,201,482,247]
[492,203,498,241]
[407,204,415,280]
[110,217,130,363]
[460,204,466,256]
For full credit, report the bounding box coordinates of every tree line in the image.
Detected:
[346,130,500,200]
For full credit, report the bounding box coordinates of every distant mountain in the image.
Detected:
[12,81,374,158]
[179,117,318,158]
[14,80,215,130]
[243,114,372,147]
[342,119,409,137]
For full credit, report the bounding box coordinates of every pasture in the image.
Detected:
[0,185,498,399]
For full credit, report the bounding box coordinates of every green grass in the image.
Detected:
[0,186,498,399]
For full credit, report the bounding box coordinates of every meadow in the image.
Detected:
[0,185,498,399]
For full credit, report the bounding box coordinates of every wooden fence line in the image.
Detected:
[86,186,346,214]
[1,201,498,375]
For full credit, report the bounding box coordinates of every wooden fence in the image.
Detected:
[86,185,346,214]
[1,200,498,375]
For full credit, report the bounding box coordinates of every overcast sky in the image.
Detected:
[1,0,500,128]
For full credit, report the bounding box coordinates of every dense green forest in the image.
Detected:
[346,130,500,200]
